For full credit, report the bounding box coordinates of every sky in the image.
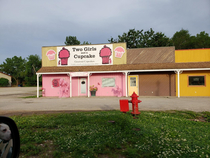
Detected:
[0,0,210,64]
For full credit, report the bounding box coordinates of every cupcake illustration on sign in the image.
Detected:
[58,47,70,65]
[99,45,112,64]
[114,46,125,58]
[46,50,56,60]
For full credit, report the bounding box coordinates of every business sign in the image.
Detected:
[57,44,113,66]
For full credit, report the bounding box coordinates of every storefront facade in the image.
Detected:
[175,49,210,96]
[37,44,210,98]
[128,72,176,96]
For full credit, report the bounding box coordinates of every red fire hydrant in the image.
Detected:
[129,92,142,115]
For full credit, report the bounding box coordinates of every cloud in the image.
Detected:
[0,0,210,64]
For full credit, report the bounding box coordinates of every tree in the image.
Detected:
[194,31,210,48]
[108,28,143,48]
[150,32,173,47]
[25,54,42,86]
[65,36,92,46]
[172,29,210,49]
[172,29,191,50]
[65,36,80,45]
[108,28,173,48]
[0,56,26,86]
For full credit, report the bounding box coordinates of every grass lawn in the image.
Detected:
[11,110,210,158]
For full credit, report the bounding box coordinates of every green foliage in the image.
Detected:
[172,29,210,50]
[21,95,42,98]
[172,29,191,50]
[12,111,210,158]
[65,36,80,45]
[0,56,26,86]
[65,36,91,46]
[109,28,210,49]
[192,31,210,49]
[108,28,173,48]
[25,54,41,86]
[151,32,173,47]
[203,111,210,122]
[0,55,42,86]
[0,78,9,87]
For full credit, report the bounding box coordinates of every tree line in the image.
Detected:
[0,55,41,86]
[109,28,210,49]
[66,28,210,49]
[1,28,209,86]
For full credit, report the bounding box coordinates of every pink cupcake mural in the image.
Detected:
[114,46,125,58]
[46,50,56,60]
[58,47,70,65]
[99,45,112,64]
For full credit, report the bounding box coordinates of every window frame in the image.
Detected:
[130,77,137,87]
[188,75,206,87]
[102,77,116,87]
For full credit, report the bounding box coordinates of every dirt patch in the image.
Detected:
[190,116,208,122]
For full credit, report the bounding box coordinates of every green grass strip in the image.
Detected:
[11,110,210,158]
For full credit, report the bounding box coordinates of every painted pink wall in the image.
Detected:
[42,74,70,97]
[42,73,126,97]
[90,73,126,97]
[72,77,78,96]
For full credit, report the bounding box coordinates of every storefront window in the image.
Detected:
[130,77,136,86]
[188,76,205,86]
[102,78,115,87]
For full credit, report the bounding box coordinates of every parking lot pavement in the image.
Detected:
[0,87,210,116]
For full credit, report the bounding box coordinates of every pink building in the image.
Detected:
[37,43,128,97]
[37,44,210,98]
[40,72,126,97]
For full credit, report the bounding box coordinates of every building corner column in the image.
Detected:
[124,71,128,97]
[88,72,90,97]
[175,70,183,98]
[37,74,39,98]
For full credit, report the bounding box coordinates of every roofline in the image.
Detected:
[127,46,175,50]
[36,68,210,75]
[0,72,12,77]
[175,48,210,51]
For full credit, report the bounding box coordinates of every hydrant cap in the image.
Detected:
[130,92,139,98]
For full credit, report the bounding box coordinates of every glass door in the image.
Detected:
[128,75,139,96]
[80,78,87,96]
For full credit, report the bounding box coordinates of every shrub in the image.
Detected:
[0,78,9,87]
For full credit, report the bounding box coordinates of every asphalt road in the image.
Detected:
[0,87,210,116]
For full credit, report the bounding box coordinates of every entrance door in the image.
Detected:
[128,75,139,96]
[80,78,87,96]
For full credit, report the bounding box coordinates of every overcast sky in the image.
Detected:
[0,0,210,64]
